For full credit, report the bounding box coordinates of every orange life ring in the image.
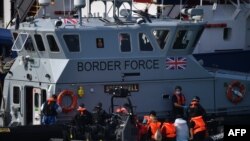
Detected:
[226,81,246,104]
[57,90,78,113]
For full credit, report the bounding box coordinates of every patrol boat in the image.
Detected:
[0,0,250,130]
[132,0,250,73]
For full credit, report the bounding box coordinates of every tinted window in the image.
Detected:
[12,33,29,51]
[13,86,20,104]
[139,33,153,51]
[41,89,47,104]
[47,35,60,52]
[24,36,35,51]
[223,27,232,41]
[120,33,131,52]
[96,38,104,48]
[63,35,80,52]
[34,34,45,51]
[12,32,18,40]
[34,93,39,107]
[153,29,169,49]
[192,27,204,48]
[173,30,192,49]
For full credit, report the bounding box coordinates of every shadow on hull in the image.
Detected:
[0,124,63,141]
[194,50,250,73]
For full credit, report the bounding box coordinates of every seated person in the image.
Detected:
[71,104,92,140]
[92,102,109,125]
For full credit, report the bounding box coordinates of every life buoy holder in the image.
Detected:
[226,81,246,104]
[57,90,78,113]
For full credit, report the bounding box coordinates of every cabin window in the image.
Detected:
[24,36,35,51]
[47,35,60,52]
[96,38,104,48]
[41,89,47,104]
[34,93,39,108]
[12,32,18,40]
[192,27,204,47]
[13,86,20,104]
[152,29,169,49]
[173,30,191,49]
[223,27,232,41]
[34,90,46,107]
[119,33,131,52]
[34,34,45,51]
[139,33,153,51]
[12,33,29,51]
[63,34,80,52]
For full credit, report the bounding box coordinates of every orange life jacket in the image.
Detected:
[77,107,87,115]
[138,115,152,136]
[138,122,148,135]
[161,122,176,138]
[175,94,185,105]
[144,115,153,124]
[47,97,55,104]
[190,116,206,134]
[149,121,162,139]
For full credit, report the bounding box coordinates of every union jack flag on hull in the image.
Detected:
[166,57,187,70]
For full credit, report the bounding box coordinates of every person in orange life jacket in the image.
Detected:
[70,104,92,140]
[161,117,176,141]
[172,86,187,118]
[188,96,207,121]
[138,111,157,141]
[41,94,62,125]
[72,104,93,126]
[189,111,207,141]
[143,110,156,125]
[147,114,162,141]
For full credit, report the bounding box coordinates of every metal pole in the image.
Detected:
[63,0,65,17]
[162,0,164,19]
[129,1,132,20]
[43,6,46,18]
[87,0,90,17]
[180,0,182,20]
[104,1,107,18]
[79,8,82,26]
[70,0,72,16]
[113,0,116,17]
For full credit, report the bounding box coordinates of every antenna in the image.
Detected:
[113,0,116,18]
[74,0,86,26]
[38,0,51,18]
[180,0,182,20]
[161,0,163,19]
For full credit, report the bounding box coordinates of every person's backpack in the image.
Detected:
[153,128,162,141]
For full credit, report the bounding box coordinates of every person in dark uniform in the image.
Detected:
[172,86,187,118]
[92,102,109,125]
[72,103,92,126]
[91,102,109,140]
[71,103,92,140]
